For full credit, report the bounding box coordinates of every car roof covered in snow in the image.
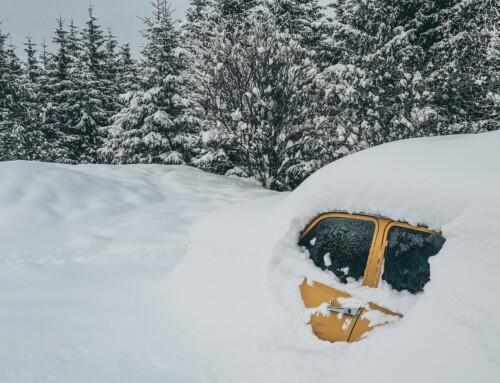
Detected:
[279,130,500,232]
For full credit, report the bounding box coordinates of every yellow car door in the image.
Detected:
[299,214,445,343]
[350,222,446,341]
[299,213,385,342]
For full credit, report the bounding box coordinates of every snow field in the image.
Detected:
[0,163,273,382]
[1,131,500,382]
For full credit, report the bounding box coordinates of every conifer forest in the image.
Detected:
[1,0,499,190]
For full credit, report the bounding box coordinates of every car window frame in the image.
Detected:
[300,213,443,290]
[372,221,443,289]
[299,213,381,286]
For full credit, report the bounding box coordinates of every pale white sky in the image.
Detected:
[0,0,189,57]
[1,1,332,58]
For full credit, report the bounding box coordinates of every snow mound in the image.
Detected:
[0,162,273,382]
[0,162,268,267]
[164,131,500,382]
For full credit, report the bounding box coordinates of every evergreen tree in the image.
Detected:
[99,0,195,165]
[326,0,500,155]
[67,5,109,162]
[269,0,324,55]
[18,35,46,159]
[81,8,105,77]
[116,42,139,94]
[45,7,120,163]
[182,0,218,54]
[41,17,80,162]
[103,28,119,82]
[67,19,82,66]
[0,32,44,161]
[52,17,72,80]
[218,0,258,19]
[101,28,123,117]
[419,0,500,132]
[23,35,40,82]
[0,27,26,160]
[322,0,433,152]
[40,39,50,71]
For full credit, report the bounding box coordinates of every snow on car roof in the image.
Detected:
[280,130,500,233]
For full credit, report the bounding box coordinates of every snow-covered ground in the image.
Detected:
[2,131,500,382]
[0,163,274,382]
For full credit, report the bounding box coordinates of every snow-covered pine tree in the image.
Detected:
[23,36,40,83]
[327,0,500,153]
[67,6,111,163]
[324,0,438,152]
[32,38,53,161]
[99,0,195,165]
[81,9,105,77]
[16,35,46,159]
[190,10,331,190]
[67,18,81,65]
[40,17,80,162]
[419,0,500,132]
[182,0,218,54]
[40,39,50,71]
[218,0,259,19]
[104,28,119,74]
[116,42,139,94]
[44,7,121,163]
[0,32,45,161]
[268,0,325,57]
[101,28,123,116]
[0,27,26,160]
[181,0,221,156]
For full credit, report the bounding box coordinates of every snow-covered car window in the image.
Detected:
[382,227,446,294]
[299,218,375,283]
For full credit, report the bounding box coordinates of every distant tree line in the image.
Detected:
[1,0,499,190]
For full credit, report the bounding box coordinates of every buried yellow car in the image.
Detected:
[298,212,445,343]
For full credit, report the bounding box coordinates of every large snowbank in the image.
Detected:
[0,162,268,267]
[0,163,272,382]
[164,131,500,382]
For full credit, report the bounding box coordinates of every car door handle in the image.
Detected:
[327,304,362,317]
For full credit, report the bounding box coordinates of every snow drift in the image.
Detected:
[0,162,269,267]
[0,163,272,382]
[164,131,500,382]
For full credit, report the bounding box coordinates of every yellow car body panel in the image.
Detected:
[299,212,440,343]
[348,302,403,342]
[300,280,359,342]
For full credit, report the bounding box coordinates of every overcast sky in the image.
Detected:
[1,1,332,59]
[0,0,189,57]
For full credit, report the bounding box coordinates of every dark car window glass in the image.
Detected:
[299,217,375,283]
[382,226,446,294]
